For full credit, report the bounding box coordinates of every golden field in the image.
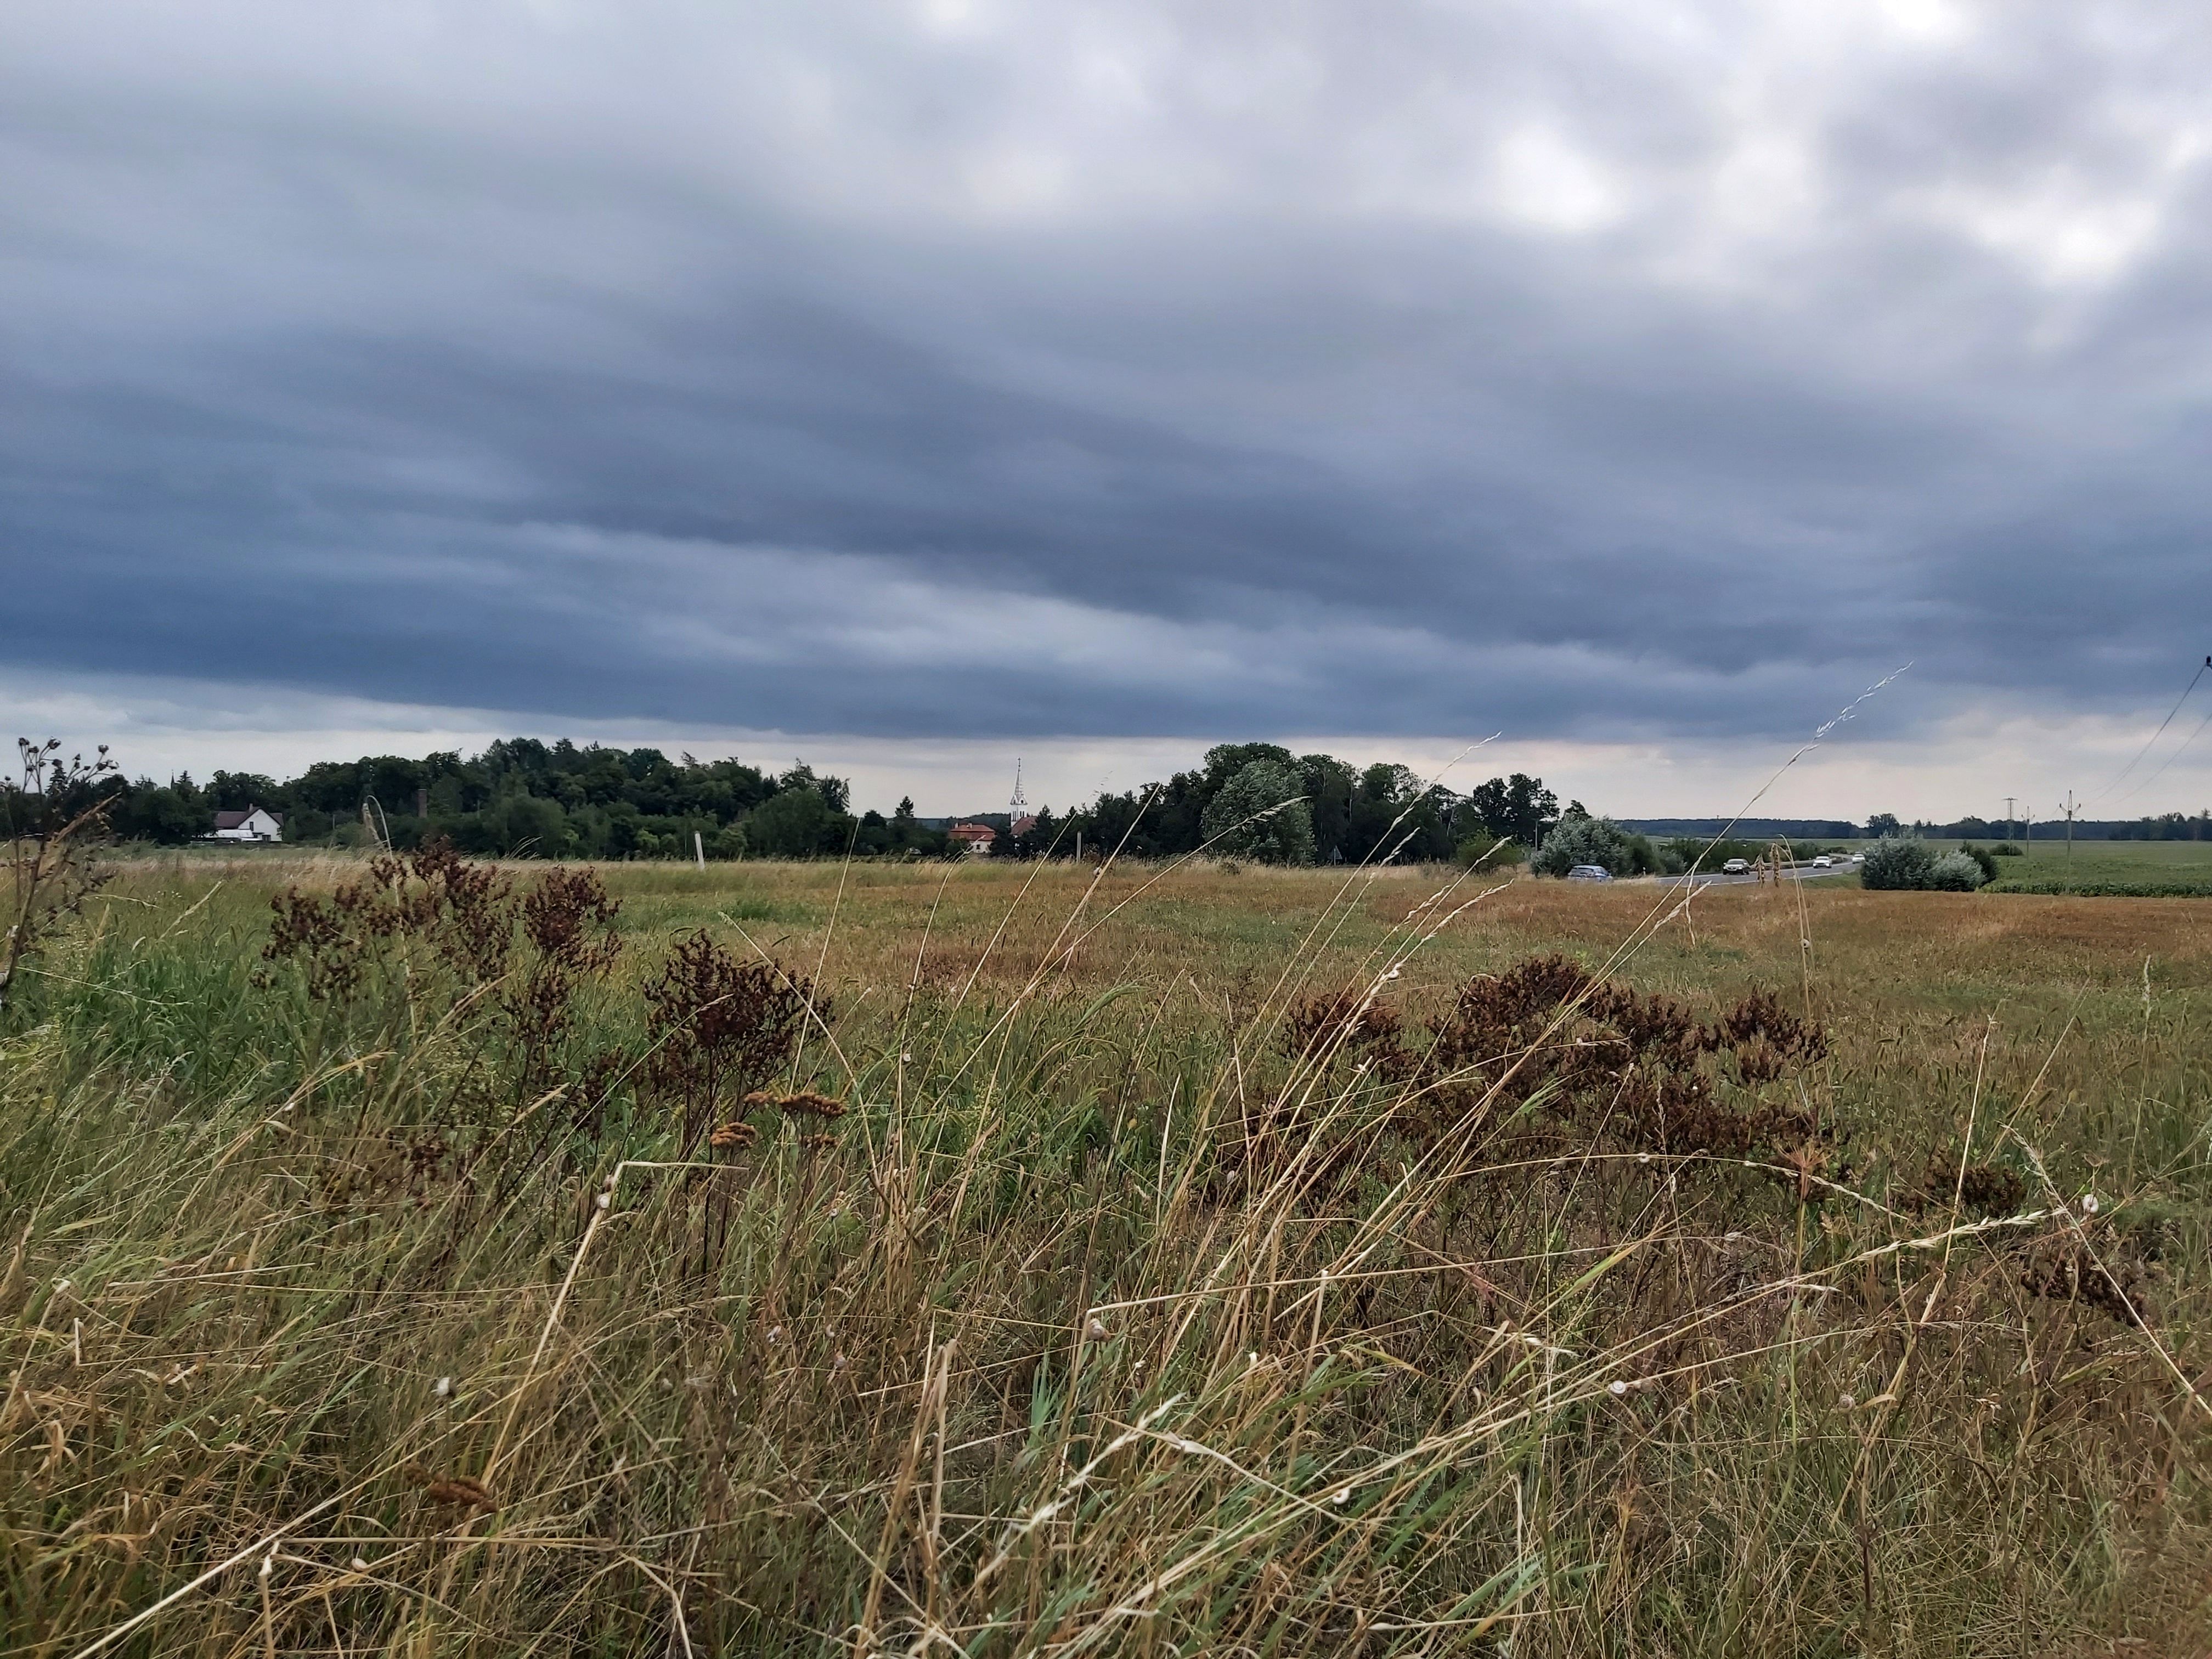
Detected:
[3,851,2208,1655]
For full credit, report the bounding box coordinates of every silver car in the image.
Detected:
[1566,865,1613,882]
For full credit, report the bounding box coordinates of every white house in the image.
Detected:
[210,806,284,843]
[947,821,997,856]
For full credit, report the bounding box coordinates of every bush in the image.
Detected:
[1861,836,1985,891]
[1990,842,2024,856]
[1927,850,1988,891]
[1453,832,1525,870]
[1859,836,1937,890]
[1959,844,2000,883]
[1533,815,1633,877]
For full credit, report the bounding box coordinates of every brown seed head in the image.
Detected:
[421,1474,497,1510]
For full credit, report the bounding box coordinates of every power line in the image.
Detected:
[2092,654,2212,805]
[2113,704,2212,810]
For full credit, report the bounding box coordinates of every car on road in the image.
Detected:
[1566,865,1613,882]
[1721,858,1751,874]
[1812,855,1833,867]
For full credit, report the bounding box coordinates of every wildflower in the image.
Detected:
[1607,1379,1628,1397]
[433,1376,453,1398]
[710,1120,757,1150]
[2081,1193,2100,1216]
[775,1091,848,1119]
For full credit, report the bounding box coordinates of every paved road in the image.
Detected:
[1645,863,1859,889]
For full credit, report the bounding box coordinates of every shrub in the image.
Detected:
[1860,836,1985,891]
[1959,843,2000,883]
[1990,842,2024,856]
[1453,832,1525,869]
[1860,836,1938,890]
[1927,850,1987,891]
[1532,814,1632,877]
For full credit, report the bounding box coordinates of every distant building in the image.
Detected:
[210,806,283,843]
[947,822,997,856]
[1010,814,1036,839]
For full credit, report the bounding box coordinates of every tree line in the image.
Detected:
[39,736,1610,867]
[55,732,2129,868]
[84,740,938,860]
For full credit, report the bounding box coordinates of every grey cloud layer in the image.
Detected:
[4,0,2209,743]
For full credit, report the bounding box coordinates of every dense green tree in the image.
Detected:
[747,787,839,859]
[1298,754,1357,864]
[1200,759,1315,864]
[206,770,280,812]
[110,783,207,844]
[1469,774,1560,847]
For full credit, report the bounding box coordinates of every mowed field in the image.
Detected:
[5,851,2211,1655]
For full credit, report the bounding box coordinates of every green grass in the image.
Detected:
[2,853,2209,1654]
[1976,841,2212,896]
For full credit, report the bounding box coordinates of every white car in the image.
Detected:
[1566,865,1613,882]
[1812,855,1833,867]
[1721,858,1751,874]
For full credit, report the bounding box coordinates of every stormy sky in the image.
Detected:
[4,0,2210,816]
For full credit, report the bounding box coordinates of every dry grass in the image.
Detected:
[2,853,2209,1655]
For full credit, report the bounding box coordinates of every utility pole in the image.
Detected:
[2004,797,2017,847]
[2062,790,2078,862]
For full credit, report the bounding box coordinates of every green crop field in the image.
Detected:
[5,849,2211,1654]
[1975,840,2212,897]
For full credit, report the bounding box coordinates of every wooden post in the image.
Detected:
[694,830,706,870]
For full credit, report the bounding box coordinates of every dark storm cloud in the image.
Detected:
[3,0,2209,744]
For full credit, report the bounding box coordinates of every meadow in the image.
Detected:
[3,849,2210,1656]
